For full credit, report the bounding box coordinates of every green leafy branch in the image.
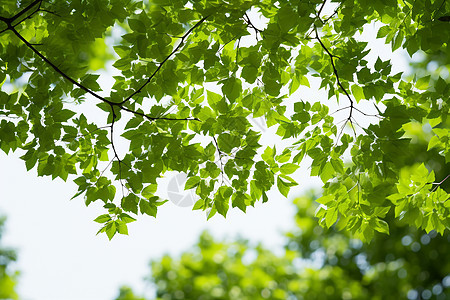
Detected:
[0,0,43,34]
[0,1,207,238]
[118,15,210,105]
[0,1,203,175]
[0,1,204,123]
[314,27,358,137]
[431,173,450,192]
[0,3,112,104]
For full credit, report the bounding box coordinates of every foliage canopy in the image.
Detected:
[0,0,449,240]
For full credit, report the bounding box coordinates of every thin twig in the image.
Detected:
[314,28,354,106]
[243,12,261,40]
[431,174,450,192]
[353,107,383,118]
[323,9,339,23]
[317,0,327,19]
[7,26,114,105]
[119,15,209,105]
[1,6,200,124]
[119,105,200,122]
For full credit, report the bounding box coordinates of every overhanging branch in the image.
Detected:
[0,5,202,123]
[119,15,209,105]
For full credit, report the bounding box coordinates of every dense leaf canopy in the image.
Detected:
[0,0,449,240]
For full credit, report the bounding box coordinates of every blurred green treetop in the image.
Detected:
[115,195,450,300]
[0,0,449,240]
[0,217,19,300]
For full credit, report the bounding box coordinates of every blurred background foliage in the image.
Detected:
[0,216,19,300]
[115,193,450,300]
[410,49,450,84]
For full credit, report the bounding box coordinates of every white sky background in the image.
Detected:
[0,6,415,300]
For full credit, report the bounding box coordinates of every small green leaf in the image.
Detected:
[120,213,136,223]
[280,163,299,175]
[351,85,365,102]
[117,222,128,235]
[128,19,146,33]
[415,76,430,90]
[392,30,404,51]
[185,176,201,190]
[277,176,290,197]
[373,218,389,234]
[377,25,390,38]
[325,207,338,228]
[140,200,157,217]
[221,77,242,103]
[93,214,111,223]
[105,222,117,240]
[142,184,157,198]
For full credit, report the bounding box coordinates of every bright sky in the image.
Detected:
[0,9,413,300]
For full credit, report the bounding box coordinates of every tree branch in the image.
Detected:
[7,25,114,105]
[314,28,353,106]
[317,0,327,19]
[119,15,209,105]
[314,26,359,140]
[431,174,450,192]
[243,12,261,40]
[118,105,200,122]
[6,0,42,23]
[3,17,199,123]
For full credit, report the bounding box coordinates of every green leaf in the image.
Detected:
[392,30,404,51]
[120,213,136,223]
[277,176,290,197]
[117,222,128,235]
[325,207,338,228]
[142,184,157,198]
[79,74,101,91]
[93,214,111,223]
[207,207,217,220]
[215,193,230,217]
[351,85,365,102]
[53,109,76,122]
[140,200,157,217]
[105,222,117,240]
[122,194,139,214]
[280,163,299,175]
[185,176,201,190]
[128,19,146,33]
[319,161,335,183]
[232,193,248,213]
[221,77,242,103]
[427,135,440,150]
[377,25,390,38]
[415,75,430,90]
[373,218,389,234]
[289,76,301,95]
